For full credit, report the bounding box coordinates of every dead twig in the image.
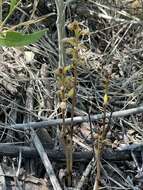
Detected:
[8,106,143,129]
[0,164,6,190]
[76,157,95,190]
[31,128,62,190]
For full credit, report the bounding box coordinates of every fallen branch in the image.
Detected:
[0,143,92,162]
[6,106,143,129]
[0,143,143,162]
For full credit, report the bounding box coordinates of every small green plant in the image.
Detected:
[0,0,47,47]
[55,20,89,186]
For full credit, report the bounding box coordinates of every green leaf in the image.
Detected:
[0,29,47,47]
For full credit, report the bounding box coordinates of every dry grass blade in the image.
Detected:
[0,164,6,190]
[31,128,62,190]
[76,158,95,190]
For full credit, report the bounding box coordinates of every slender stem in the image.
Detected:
[95,145,101,190]
[95,85,107,190]
[71,60,77,136]
[88,109,96,161]
[66,60,77,186]
[55,0,65,67]
[0,0,2,23]
[0,0,21,29]
[101,104,107,140]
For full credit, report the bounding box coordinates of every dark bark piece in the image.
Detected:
[0,143,142,162]
[0,144,92,162]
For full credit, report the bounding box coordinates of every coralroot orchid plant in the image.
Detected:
[55,20,89,186]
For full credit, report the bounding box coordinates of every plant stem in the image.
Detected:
[0,0,2,23]
[55,0,65,67]
[95,144,101,190]
[67,60,78,186]
[95,102,107,190]
[71,61,77,136]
